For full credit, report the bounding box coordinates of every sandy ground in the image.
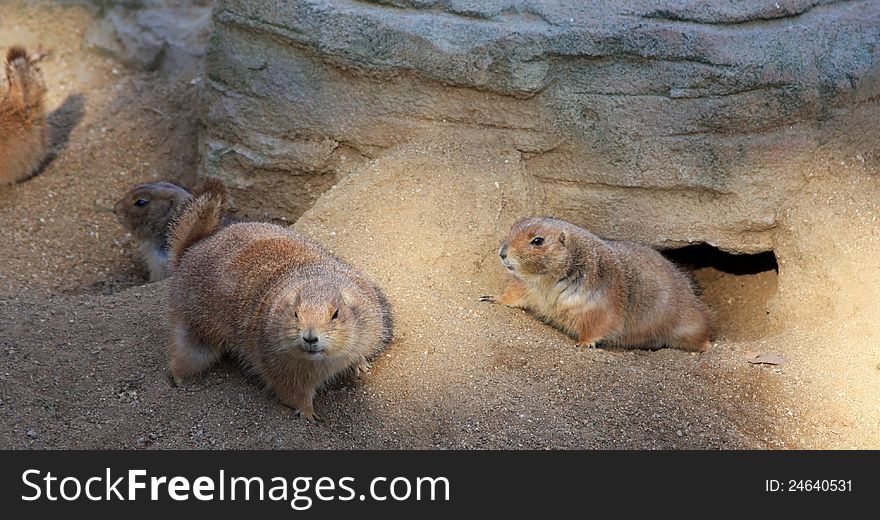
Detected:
[0,3,877,449]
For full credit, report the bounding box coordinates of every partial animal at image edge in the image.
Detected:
[0,45,49,185]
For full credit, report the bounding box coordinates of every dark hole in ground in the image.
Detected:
[662,243,778,275]
[662,244,779,341]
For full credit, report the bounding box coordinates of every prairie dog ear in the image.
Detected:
[340,288,358,309]
[559,231,566,245]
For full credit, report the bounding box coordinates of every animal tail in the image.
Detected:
[6,46,28,64]
[168,178,229,266]
[5,46,45,114]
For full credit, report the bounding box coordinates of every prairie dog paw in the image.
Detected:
[293,408,322,423]
[354,361,371,376]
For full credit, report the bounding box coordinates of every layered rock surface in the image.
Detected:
[200,0,880,253]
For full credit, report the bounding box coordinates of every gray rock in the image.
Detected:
[199,0,880,253]
[84,1,212,76]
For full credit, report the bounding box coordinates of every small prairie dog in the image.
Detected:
[166,185,392,421]
[113,181,193,282]
[481,217,711,352]
[1,46,49,185]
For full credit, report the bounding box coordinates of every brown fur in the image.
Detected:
[0,46,49,185]
[114,182,193,282]
[167,205,393,421]
[483,217,712,352]
[167,178,229,266]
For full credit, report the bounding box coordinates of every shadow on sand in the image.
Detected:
[24,93,86,181]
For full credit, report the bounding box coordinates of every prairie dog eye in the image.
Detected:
[530,237,545,246]
[294,311,298,319]
[331,309,339,320]
[134,199,148,207]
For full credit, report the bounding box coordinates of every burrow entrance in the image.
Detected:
[662,244,779,341]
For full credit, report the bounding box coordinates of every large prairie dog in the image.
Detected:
[166,185,392,421]
[1,46,49,185]
[481,217,712,352]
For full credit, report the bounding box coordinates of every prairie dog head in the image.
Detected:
[275,281,357,361]
[114,182,192,242]
[499,217,572,279]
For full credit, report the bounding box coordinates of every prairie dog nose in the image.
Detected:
[302,331,318,345]
[499,244,509,259]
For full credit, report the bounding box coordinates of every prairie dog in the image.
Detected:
[481,217,711,352]
[166,186,392,421]
[114,181,193,282]
[1,46,49,185]
[113,179,236,282]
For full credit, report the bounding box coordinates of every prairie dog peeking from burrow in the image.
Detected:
[113,179,235,282]
[481,217,712,352]
[113,181,193,282]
